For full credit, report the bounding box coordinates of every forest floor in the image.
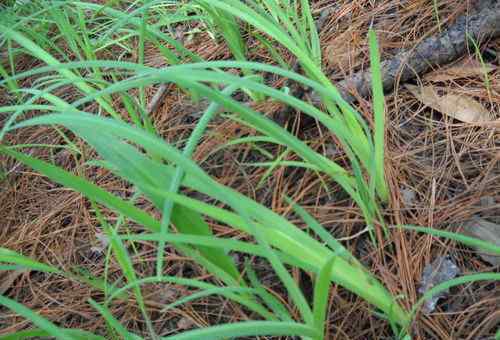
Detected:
[0,0,499,339]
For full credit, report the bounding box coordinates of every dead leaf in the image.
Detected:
[425,57,496,82]
[406,84,491,123]
[419,256,460,313]
[462,217,500,266]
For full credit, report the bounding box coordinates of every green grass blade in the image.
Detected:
[312,255,335,340]
[161,287,256,312]
[368,29,389,202]
[72,129,241,282]
[163,321,319,340]
[0,248,60,274]
[0,246,125,299]
[300,0,321,64]
[7,113,410,327]
[156,82,243,278]
[396,225,500,255]
[0,295,103,340]
[410,273,500,318]
[122,232,304,268]
[0,25,118,118]
[73,1,202,63]
[92,204,156,338]
[0,147,161,231]
[88,299,142,340]
[103,275,274,320]
[0,328,106,340]
[284,197,354,262]
[0,329,51,339]
[245,262,293,322]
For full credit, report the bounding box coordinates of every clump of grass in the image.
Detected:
[0,1,499,339]
[193,1,264,102]
[198,0,389,225]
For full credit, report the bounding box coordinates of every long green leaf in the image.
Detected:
[396,225,500,255]
[0,147,161,232]
[163,321,319,340]
[368,29,389,202]
[0,248,60,274]
[155,82,243,278]
[88,299,141,340]
[410,273,500,318]
[72,130,241,282]
[312,255,336,340]
[0,25,118,118]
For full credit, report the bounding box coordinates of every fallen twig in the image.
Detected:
[313,0,500,104]
[146,83,169,114]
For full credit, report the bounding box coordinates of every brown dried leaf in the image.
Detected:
[406,84,491,123]
[425,57,496,82]
[462,217,500,266]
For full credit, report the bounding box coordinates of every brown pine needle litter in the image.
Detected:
[0,0,499,339]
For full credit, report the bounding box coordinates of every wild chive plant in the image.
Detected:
[1,1,499,339]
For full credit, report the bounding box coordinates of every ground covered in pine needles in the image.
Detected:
[1,1,499,338]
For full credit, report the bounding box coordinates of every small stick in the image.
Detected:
[146,84,169,114]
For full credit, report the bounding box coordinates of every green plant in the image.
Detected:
[196,0,389,227]
[0,72,410,334]
[193,1,265,102]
